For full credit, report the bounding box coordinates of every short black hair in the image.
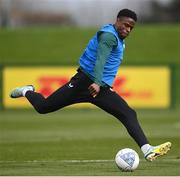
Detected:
[117,9,137,21]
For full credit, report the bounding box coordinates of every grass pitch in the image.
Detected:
[0,108,180,176]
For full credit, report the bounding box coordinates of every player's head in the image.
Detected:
[115,9,137,39]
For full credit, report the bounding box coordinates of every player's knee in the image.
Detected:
[35,106,49,114]
[37,109,48,114]
[34,102,50,114]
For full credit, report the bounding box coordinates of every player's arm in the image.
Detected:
[88,32,117,97]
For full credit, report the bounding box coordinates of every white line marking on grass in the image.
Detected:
[60,159,114,163]
[0,159,179,164]
[0,160,113,163]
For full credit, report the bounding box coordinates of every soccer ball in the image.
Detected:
[115,148,139,172]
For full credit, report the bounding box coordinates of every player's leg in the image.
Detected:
[10,83,79,114]
[10,70,92,114]
[91,87,171,161]
[25,83,79,114]
[91,87,148,147]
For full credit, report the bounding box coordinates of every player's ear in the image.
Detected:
[116,18,121,25]
[116,17,121,22]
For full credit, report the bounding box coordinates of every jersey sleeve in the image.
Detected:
[94,32,118,86]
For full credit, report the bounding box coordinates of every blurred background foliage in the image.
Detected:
[0,25,180,65]
[0,0,180,108]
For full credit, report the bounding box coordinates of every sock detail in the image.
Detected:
[22,88,33,97]
[141,144,152,155]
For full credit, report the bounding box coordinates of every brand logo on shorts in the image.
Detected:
[110,88,114,92]
[68,83,74,88]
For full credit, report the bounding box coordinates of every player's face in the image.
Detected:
[115,17,136,39]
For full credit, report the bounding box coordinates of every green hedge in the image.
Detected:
[0,25,180,65]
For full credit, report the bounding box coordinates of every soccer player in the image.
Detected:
[10,9,171,161]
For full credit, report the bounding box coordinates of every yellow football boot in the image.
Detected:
[145,142,172,162]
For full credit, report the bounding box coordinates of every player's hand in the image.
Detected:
[88,83,100,98]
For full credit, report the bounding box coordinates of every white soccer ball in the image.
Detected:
[115,148,139,172]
